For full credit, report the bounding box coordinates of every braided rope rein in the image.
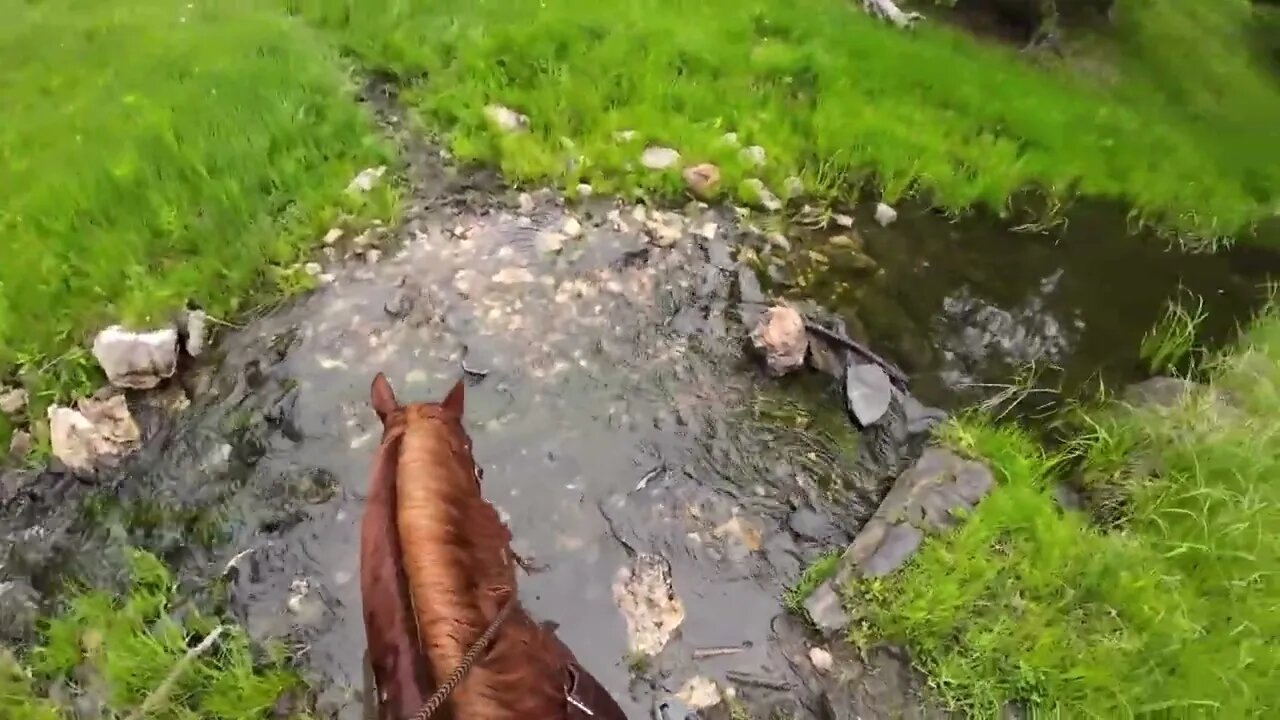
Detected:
[408,591,517,720]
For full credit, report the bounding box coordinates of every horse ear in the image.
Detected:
[441,378,465,417]
[371,372,398,421]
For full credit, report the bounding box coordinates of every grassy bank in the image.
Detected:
[844,309,1280,716]
[0,0,389,449]
[289,0,1279,241]
[2,550,306,720]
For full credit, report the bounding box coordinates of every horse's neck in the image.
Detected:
[395,424,517,675]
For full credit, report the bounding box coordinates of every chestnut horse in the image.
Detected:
[359,373,628,720]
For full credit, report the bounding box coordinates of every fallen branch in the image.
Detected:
[803,321,909,387]
[124,625,229,720]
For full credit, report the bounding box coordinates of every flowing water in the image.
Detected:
[2,109,1278,719]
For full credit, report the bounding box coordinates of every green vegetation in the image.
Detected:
[1139,289,1207,374]
[845,308,1280,716]
[781,549,843,617]
[0,0,391,449]
[290,0,1278,241]
[3,549,306,720]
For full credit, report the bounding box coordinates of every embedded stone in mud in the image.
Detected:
[612,552,685,657]
[750,306,808,376]
[92,325,179,389]
[47,393,140,474]
[0,386,27,415]
[841,448,996,579]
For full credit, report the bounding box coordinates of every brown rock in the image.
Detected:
[750,306,808,376]
[682,163,721,199]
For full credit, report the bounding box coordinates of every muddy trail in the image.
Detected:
[3,91,1278,719]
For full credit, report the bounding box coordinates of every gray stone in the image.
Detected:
[0,387,27,415]
[1122,376,1196,409]
[737,267,765,305]
[903,393,948,435]
[788,508,846,545]
[8,430,32,462]
[802,581,849,634]
[842,448,996,580]
[92,325,179,389]
[861,524,923,577]
[846,363,893,427]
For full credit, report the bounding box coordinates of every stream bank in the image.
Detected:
[4,91,1280,719]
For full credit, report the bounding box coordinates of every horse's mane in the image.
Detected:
[387,404,570,718]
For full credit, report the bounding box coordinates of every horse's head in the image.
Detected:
[370,372,478,480]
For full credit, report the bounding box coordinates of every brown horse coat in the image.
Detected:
[359,373,628,720]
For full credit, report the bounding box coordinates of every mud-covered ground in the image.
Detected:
[3,89,1277,720]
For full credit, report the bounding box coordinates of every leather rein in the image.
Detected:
[406,591,516,719]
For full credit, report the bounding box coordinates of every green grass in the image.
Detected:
[1138,289,1208,375]
[781,549,843,617]
[0,0,391,451]
[845,309,1280,717]
[289,0,1279,241]
[4,549,307,720]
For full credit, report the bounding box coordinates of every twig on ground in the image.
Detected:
[124,625,229,720]
[803,320,909,387]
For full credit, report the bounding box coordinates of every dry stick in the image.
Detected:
[802,321,909,387]
[124,625,229,720]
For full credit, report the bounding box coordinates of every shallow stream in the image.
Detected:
[2,111,1277,719]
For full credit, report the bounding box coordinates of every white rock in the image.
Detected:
[834,213,855,228]
[644,219,682,248]
[0,387,27,415]
[613,553,685,656]
[696,222,719,240]
[535,231,566,254]
[766,233,792,253]
[743,178,782,212]
[874,202,898,226]
[562,217,583,238]
[740,145,767,166]
[491,267,536,284]
[303,262,323,276]
[809,646,834,673]
[750,306,808,376]
[675,676,722,709]
[517,192,536,214]
[640,146,681,170]
[720,132,740,146]
[783,175,805,198]
[345,165,386,194]
[92,325,179,390]
[575,183,594,197]
[484,104,529,133]
[321,227,343,245]
[47,394,140,473]
[183,309,208,358]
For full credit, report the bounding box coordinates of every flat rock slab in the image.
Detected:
[842,447,995,579]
